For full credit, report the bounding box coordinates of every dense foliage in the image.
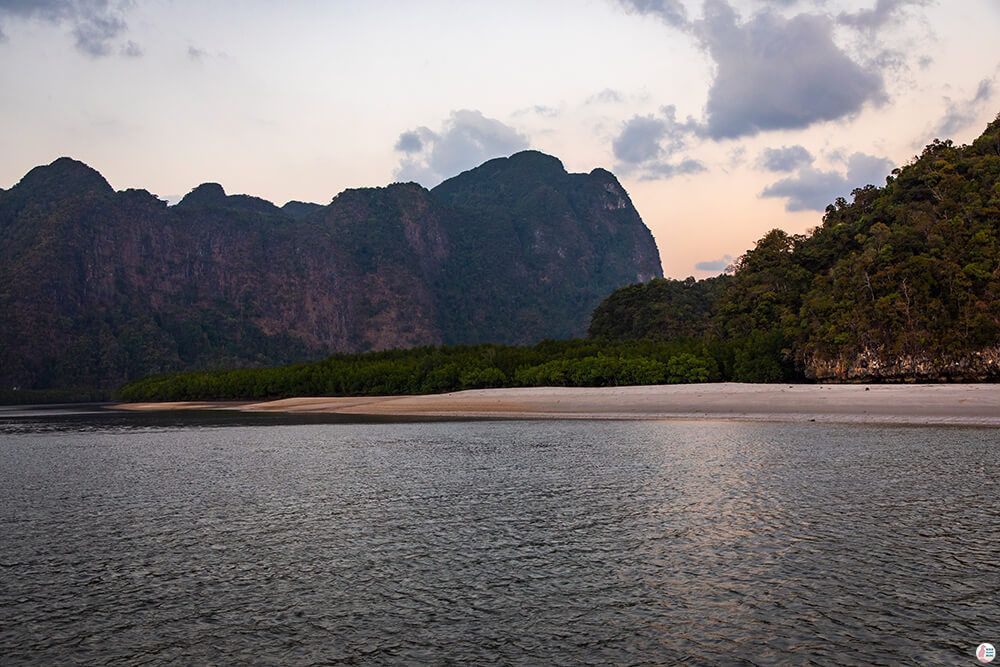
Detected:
[590,114,1000,381]
[588,276,729,341]
[118,339,725,401]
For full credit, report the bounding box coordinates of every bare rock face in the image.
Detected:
[0,152,662,390]
[807,348,1000,382]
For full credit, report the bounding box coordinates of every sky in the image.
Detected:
[1,0,998,279]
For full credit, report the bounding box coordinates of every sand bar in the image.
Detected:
[111,383,1000,426]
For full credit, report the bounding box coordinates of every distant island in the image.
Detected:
[0,151,661,398]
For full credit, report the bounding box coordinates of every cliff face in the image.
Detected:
[431,151,662,343]
[0,152,662,390]
[807,348,1000,382]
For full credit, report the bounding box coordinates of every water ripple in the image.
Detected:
[1,419,998,665]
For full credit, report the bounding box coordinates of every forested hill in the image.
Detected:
[0,151,661,392]
[591,114,1000,382]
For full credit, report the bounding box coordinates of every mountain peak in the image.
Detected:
[13,157,113,201]
[464,150,567,179]
[431,150,572,201]
[281,200,323,221]
[505,150,566,172]
[177,182,227,207]
[176,182,285,216]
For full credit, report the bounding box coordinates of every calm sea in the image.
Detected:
[1,407,997,665]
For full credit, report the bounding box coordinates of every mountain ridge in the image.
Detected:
[0,151,662,391]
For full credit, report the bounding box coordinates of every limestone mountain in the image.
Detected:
[589,114,1000,382]
[0,151,662,391]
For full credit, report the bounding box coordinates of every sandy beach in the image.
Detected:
[112,383,1000,426]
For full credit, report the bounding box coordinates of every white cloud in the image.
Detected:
[586,88,625,105]
[757,145,814,172]
[615,0,689,28]
[837,0,931,33]
[695,1,886,139]
[934,78,995,138]
[0,0,135,57]
[761,151,894,211]
[694,254,733,271]
[393,110,530,187]
[612,105,704,179]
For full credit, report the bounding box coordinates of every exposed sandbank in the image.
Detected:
[112,383,1000,426]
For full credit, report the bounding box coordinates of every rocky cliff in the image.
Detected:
[0,152,662,390]
[807,348,1000,382]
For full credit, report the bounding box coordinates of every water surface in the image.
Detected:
[1,410,997,664]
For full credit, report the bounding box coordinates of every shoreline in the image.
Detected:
[109,383,1000,426]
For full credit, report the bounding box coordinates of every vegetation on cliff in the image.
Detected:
[588,276,729,342]
[589,114,1000,381]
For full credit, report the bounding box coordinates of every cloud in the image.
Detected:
[695,254,734,272]
[934,78,994,138]
[187,45,207,60]
[837,0,931,32]
[394,130,425,153]
[728,146,747,167]
[606,0,924,170]
[0,0,135,57]
[761,151,894,212]
[694,1,886,139]
[613,114,672,164]
[612,105,704,179]
[393,110,530,187]
[72,12,124,56]
[586,88,625,105]
[512,104,560,118]
[616,0,689,28]
[757,145,814,172]
[121,39,141,57]
[638,158,707,180]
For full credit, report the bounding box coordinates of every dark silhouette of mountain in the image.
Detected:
[281,200,324,220]
[177,182,285,216]
[0,151,662,391]
[14,157,114,202]
[430,151,662,343]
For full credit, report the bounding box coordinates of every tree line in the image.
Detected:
[117,338,759,401]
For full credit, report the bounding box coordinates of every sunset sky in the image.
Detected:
[1,0,998,278]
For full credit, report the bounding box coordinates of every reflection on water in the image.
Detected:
[0,415,997,665]
[0,404,460,434]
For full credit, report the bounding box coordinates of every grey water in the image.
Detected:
[1,408,997,665]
